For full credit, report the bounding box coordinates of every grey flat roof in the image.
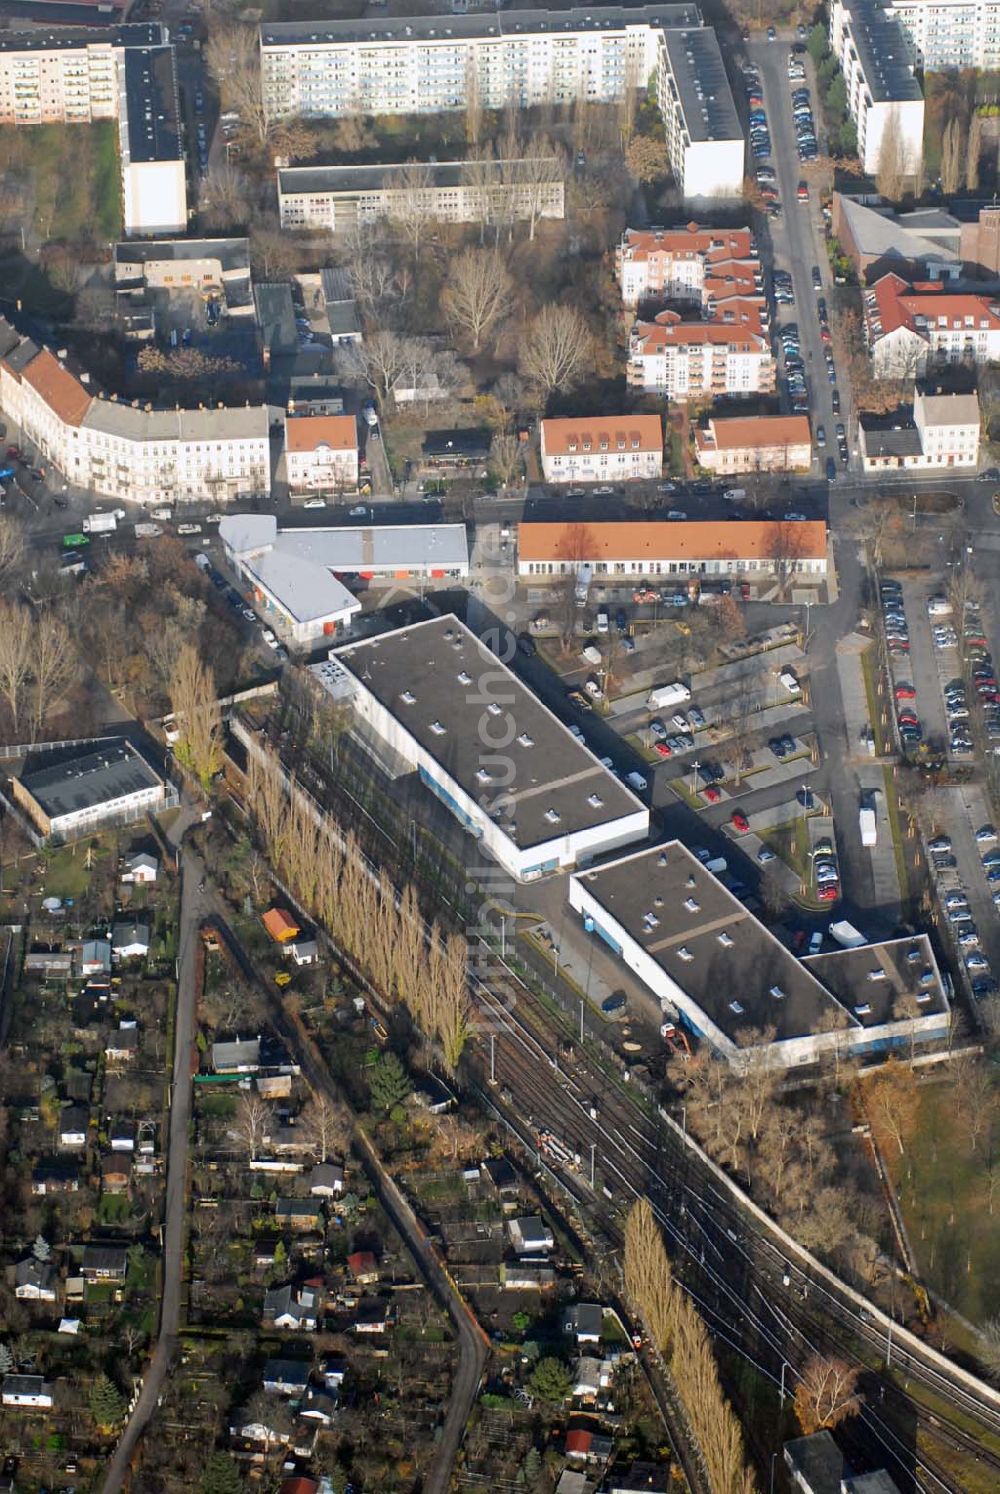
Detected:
[661,28,741,143]
[279,158,560,197]
[575,843,947,1044]
[783,1431,846,1493]
[262,4,700,47]
[0,22,162,52]
[839,0,922,104]
[334,614,645,852]
[82,401,268,442]
[19,740,162,823]
[220,513,470,575]
[255,282,298,354]
[121,45,182,164]
[114,237,249,274]
[838,195,958,265]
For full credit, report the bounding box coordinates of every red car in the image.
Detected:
[731,810,750,833]
[739,582,752,601]
[898,710,919,726]
[703,785,722,803]
[894,683,916,700]
[655,742,672,758]
[818,884,840,902]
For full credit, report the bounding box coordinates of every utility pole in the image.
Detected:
[579,997,584,1043]
[590,1141,596,1188]
[489,1034,496,1085]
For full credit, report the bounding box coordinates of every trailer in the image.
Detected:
[828,919,867,949]
[134,522,162,538]
[859,804,877,848]
[647,681,691,711]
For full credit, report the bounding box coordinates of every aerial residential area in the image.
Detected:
[6,0,1000,1490]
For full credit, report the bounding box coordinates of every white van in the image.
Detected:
[627,771,648,792]
[596,610,609,633]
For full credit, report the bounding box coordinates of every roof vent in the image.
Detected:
[657,851,668,866]
[769,985,786,1000]
[684,897,700,913]
[457,671,472,686]
[544,807,561,824]
[587,793,604,809]
[517,732,534,748]
[717,931,733,947]
[399,690,416,705]
[429,720,446,736]
[678,946,694,962]
[487,702,502,717]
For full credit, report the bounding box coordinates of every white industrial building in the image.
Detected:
[830,0,925,177]
[331,615,650,882]
[261,7,743,204]
[7,740,169,846]
[569,842,950,1071]
[278,159,565,234]
[118,43,187,237]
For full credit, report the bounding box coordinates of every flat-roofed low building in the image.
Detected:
[7,739,168,845]
[517,519,828,580]
[569,841,949,1070]
[221,511,468,586]
[278,158,565,234]
[333,614,650,882]
[540,415,662,484]
[694,414,812,475]
[113,237,253,332]
[285,413,359,494]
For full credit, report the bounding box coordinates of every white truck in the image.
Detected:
[134,522,162,538]
[575,564,593,607]
[829,919,867,949]
[859,802,877,848]
[83,509,123,534]
[647,681,691,711]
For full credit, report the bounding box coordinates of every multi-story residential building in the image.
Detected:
[0,24,161,126]
[863,272,1000,377]
[628,300,774,398]
[615,224,758,308]
[540,415,662,483]
[859,389,980,469]
[277,158,565,234]
[829,0,924,177]
[516,519,828,579]
[118,43,187,236]
[889,0,1000,71]
[285,413,359,493]
[0,321,270,505]
[261,7,744,203]
[694,415,812,474]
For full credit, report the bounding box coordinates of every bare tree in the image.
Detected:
[950,1052,997,1153]
[793,1354,862,1434]
[442,248,513,352]
[765,520,811,597]
[199,164,251,231]
[624,1198,676,1353]
[490,425,522,488]
[519,304,594,403]
[876,106,908,201]
[0,515,24,586]
[390,160,437,259]
[334,328,412,408]
[28,613,77,742]
[204,24,269,144]
[235,1091,268,1160]
[464,53,483,147]
[169,643,222,791]
[299,1091,350,1163]
[864,1059,919,1155]
[0,600,32,738]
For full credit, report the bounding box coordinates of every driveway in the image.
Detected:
[101,802,205,1494]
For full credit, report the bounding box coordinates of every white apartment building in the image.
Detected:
[278,159,564,233]
[628,303,774,398]
[0,325,270,506]
[0,24,162,126]
[914,389,980,465]
[615,224,758,308]
[830,0,925,177]
[285,413,359,493]
[889,0,1000,71]
[540,415,662,483]
[864,272,1000,377]
[261,7,744,204]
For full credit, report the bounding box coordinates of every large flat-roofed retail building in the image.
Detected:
[332,615,650,881]
[7,739,169,845]
[570,842,949,1069]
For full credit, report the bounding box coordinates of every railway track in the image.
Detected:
[471,961,1000,1492]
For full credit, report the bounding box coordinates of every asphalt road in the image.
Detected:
[748,37,843,453]
[102,802,203,1494]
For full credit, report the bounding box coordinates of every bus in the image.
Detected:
[61,533,90,549]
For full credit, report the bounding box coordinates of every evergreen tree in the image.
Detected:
[31,1235,51,1263]
[200,1452,244,1494]
[368,1051,411,1112]
[528,1356,573,1403]
[89,1374,126,1431]
[0,1344,12,1375]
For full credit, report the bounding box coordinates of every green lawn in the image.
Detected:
[0,119,121,245]
[41,842,101,900]
[887,1081,1000,1324]
[759,819,810,878]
